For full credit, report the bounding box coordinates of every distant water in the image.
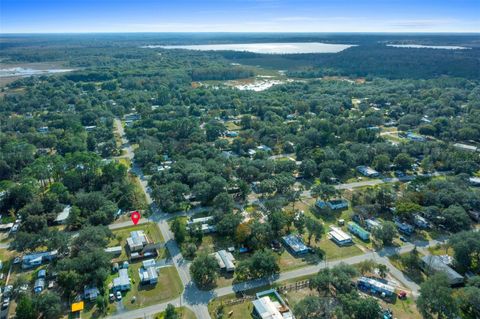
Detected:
[143,42,356,54]
[0,67,74,78]
[386,44,470,50]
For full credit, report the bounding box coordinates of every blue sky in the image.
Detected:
[1,0,479,33]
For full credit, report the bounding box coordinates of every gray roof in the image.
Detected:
[282,234,309,253]
[422,255,464,284]
[113,269,130,287]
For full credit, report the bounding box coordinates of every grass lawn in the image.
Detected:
[379,298,422,319]
[208,296,254,319]
[277,250,319,272]
[225,122,241,131]
[109,223,166,261]
[315,238,363,260]
[0,248,15,262]
[151,306,196,319]
[122,265,183,311]
[389,254,427,284]
[427,243,452,256]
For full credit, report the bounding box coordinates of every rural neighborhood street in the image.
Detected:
[106,118,442,319]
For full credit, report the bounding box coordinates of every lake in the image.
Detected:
[0,67,75,78]
[143,42,356,54]
[386,44,470,50]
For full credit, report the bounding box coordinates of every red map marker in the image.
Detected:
[131,211,141,225]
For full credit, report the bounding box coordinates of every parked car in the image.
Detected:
[116,291,122,300]
[109,293,115,301]
[400,236,408,242]
[2,297,9,309]
[398,291,407,299]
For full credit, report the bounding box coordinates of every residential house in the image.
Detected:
[394,219,414,235]
[347,222,370,241]
[54,205,71,224]
[414,215,430,229]
[22,250,58,269]
[405,132,426,142]
[187,216,216,234]
[365,219,382,231]
[282,234,310,255]
[84,125,97,132]
[329,226,353,246]
[126,230,148,252]
[84,286,100,301]
[468,210,480,222]
[421,255,464,286]
[112,269,131,291]
[225,131,239,138]
[453,143,478,152]
[138,265,158,285]
[213,250,236,272]
[37,126,49,133]
[252,289,294,319]
[315,199,348,211]
[357,277,395,297]
[257,145,272,152]
[356,166,380,178]
[469,177,480,187]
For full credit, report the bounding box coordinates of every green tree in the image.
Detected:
[372,221,397,246]
[165,304,180,319]
[394,153,413,171]
[311,184,337,201]
[34,292,62,319]
[417,273,458,319]
[305,217,324,245]
[16,295,36,319]
[294,296,333,319]
[373,154,390,172]
[171,217,187,244]
[449,231,480,273]
[190,253,218,288]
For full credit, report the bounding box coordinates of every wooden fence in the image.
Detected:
[222,279,312,306]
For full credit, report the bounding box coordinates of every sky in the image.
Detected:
[1,0,479,33]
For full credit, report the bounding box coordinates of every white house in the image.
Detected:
[113,269,131,291]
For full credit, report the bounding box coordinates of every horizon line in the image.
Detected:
[1,31,480,35]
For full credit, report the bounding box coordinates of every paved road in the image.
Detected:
[108,118,445,319]
[111,119,211,319]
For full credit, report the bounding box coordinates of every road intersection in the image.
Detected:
[109,118,442,319]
